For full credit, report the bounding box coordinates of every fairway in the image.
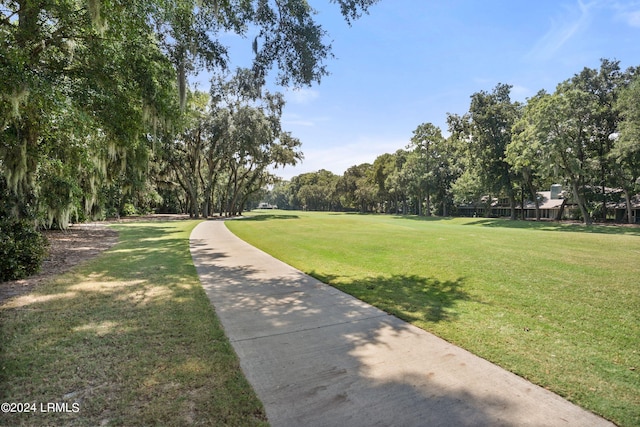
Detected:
[226,211,640,427]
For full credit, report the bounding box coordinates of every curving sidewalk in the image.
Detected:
[190,220,613,427]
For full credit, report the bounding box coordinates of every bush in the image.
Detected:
[0,218,49,281]
[121,203,137,217]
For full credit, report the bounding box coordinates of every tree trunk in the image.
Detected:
[509,191,517,220]
[623,189,633,224]
[425,189,431,216]
[571,181,592,225]
[202,184,211,218]
[601,182,607,223]
[555,199,566,221]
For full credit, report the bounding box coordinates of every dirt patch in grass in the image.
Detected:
[0,224,118,305]
[0,215,191,305]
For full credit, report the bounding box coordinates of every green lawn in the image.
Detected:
[227,211,640,427]
[0,221,267,427]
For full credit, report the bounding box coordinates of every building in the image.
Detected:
[610,194,640,223]
[457,185,572,220]
[521,184,569,220]
[458,184,640,223]
[257,202,278,209]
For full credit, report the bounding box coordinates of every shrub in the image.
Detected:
[121,203,137,217]
[0,218,49,281]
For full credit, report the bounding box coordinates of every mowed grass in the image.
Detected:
[0,221,267,427]
[227,211,640,427]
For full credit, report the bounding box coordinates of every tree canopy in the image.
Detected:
[0,0,379,228]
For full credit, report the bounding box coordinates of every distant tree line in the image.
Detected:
[266,59,640,226]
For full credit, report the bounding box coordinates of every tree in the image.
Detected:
[221,104,302,216]
[0,0,379,279]
[384,150,410,214]
[520,87,596,224]
[1,1,179,227]
[371,150,412,214]
[571,59,627,221]
[162,91,210,218]
[266,180,294,209]
[611,74,640,223]
[408,122,446,216]
[508,60,639,224]
[508,91,550,221]
[290,170,340,211]
[447,112,489,217]
[466,83,521,220]
[161,69,303,218]
[337,163,376,212]
[432,135,462,217]
[372,153,397,213]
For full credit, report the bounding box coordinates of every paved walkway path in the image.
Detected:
[190,220,613,427]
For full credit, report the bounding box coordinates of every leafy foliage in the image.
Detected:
[0,0,379,227]
[0,217,48,281]
[0,0,378,279]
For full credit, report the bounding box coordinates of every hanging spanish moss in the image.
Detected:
[87,0,107,36]
[2,140,30,195]
[5,86,29,120]
[37,160,77,229]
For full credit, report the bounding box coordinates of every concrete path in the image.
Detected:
[190,220,613,427]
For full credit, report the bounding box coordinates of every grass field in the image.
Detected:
[0,221,267,427]
[227,211,640,427]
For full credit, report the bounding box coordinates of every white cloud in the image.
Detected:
[627,10,640,26]
[509,84,533,101]
[615,7,640,27]
[285,87,320,104]
[281,113,331,128]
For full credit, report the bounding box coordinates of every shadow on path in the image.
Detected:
[190,221,614,427]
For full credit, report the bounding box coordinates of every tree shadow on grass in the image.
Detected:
[390,214,457,222]
[310,272,470,324]
[462,218,640,236]
[240,214,300,221]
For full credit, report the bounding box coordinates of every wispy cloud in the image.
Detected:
[283,119,316,127]
[285,87,320,104]
[282,113,330,128]
[612,1,640,27]
[527,0,596,61]
[624,10,640,26]
[510,84,533,101]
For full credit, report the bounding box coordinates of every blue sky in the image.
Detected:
[194,0,640,180]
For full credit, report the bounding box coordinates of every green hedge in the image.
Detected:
[0,218,49,282]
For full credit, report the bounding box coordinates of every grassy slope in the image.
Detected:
[0,221,267,427]
[227,211,640,427]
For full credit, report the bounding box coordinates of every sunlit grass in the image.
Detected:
[227,211,640,427]
[0,221,267,426]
